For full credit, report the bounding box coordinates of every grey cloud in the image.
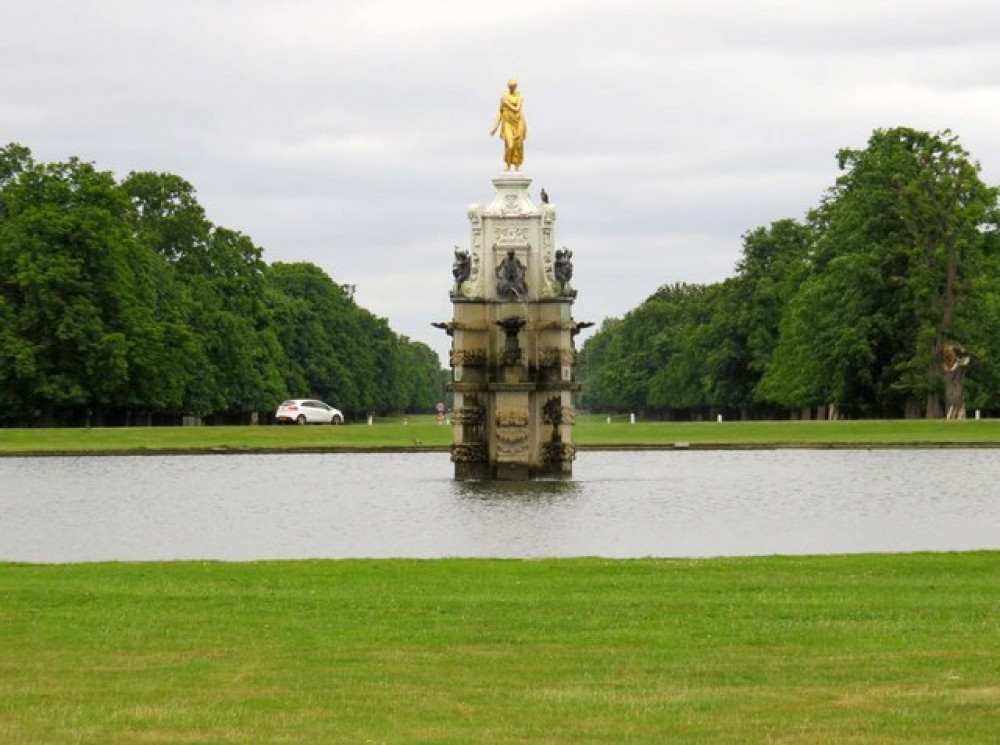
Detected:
[5,0,1000,366]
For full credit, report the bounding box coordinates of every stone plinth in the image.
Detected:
[439,173,581,480]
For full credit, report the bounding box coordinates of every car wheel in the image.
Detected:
[331,414,343,425]
[296,415,307,425]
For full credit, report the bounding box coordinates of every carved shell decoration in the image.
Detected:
[542,442,577,462]
[496,427,529,454]
[538,348,577,368]
[502,194,523,215]
[450,349,487,367]
[496,411,529,427]
[542,405,576,426]
[451,443,487,462]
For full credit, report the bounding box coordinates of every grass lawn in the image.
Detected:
[573,416,1000,447]
[0,418,454,454]
[1,554,997,743]
[1,417,1000,454]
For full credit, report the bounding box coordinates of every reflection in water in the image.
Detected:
[1,450,999,562]
[453,478,582,503]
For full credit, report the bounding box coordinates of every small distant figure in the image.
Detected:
[540,188,549,204]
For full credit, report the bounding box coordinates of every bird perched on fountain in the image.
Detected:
[540,188,549,204]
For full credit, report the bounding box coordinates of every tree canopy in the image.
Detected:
[579,128,1000,420]
[0,144,445,426]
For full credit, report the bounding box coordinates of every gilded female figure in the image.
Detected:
[490,79,527,170]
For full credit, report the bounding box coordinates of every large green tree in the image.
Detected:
[123,171,286,419]
[579,283,714,417]
[579,222,811,419]
[1,145,441,426]
[0,148,192,424]
[266,262,361,411]
[581,128,1000,420]
[266,262,444,417]
[763,128,999,417]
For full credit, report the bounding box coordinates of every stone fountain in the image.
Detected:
[435,172,586,479]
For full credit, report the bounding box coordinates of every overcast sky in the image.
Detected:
[4,0,1000,364]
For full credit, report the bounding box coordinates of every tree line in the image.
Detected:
[579,128,1000,420]
[0,143,445,427]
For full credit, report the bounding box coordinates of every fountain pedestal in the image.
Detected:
[439,173,581,480]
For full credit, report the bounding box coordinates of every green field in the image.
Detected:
[2,554,997,743]
[1,416,999,454]
[0,417,453,454]
[573,416,1000,447]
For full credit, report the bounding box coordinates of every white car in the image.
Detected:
[275,399,344,425]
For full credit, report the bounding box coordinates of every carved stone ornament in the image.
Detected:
[496,427,529,455]
[495,249,527,300]
[451,443,487,462]
[501,349,524,367]
[470,252,481,284]
[496,225,528,244]
[554,248,573,284]
[538,348,577,368]
[452,247,471,285]
[452,406,484,425]
[450,349,487,367]
[502,194,523,215]
[541,397,576,426]
[496,411,529,427]
[542,442,577,462]
[552,248,576,298]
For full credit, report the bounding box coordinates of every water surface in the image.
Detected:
[1,450,997,562]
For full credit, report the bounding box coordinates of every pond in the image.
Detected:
[1,449,998,562]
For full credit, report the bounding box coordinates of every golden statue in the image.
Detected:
[490,79,527,171]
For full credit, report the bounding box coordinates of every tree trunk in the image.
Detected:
[925,337,945,419]
[925,392,943,419]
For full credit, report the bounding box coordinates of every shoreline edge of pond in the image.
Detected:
[4,441,1000,457]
